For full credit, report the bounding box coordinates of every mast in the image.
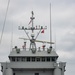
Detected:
[50,3,52,46]
[19,11,54,53]
[50,3,52,49]
[30,11,36,52]
[19,11,36,53]
[31,11,35,33]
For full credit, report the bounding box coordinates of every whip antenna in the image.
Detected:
[50,3,52,47]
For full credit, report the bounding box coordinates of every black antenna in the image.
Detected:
[50,3,52,47]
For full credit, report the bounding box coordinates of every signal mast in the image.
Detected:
[19,11,53,53]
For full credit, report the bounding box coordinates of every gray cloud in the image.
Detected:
[0,0,75,75]
[57,28,75,51]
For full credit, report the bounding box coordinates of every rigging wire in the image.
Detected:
[10,24,13,51]
[35,29,42,40]
[0,0,10,44]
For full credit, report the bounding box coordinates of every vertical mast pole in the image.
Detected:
[31,11,34,33]
[50,3,52,47]
[31,11,35,40]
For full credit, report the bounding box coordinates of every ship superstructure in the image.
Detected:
[1,11,66,75]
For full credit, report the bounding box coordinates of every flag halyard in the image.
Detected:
[28,19,32,25]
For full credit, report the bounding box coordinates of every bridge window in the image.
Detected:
[21,57,25,61]
[32,57,35,62]
[41,57,45,62]
[52,57,55,61]
[27,57,30,61]
[47,57,50,61]
[17,57,20,61]
[36,58,40,62]
[12,57,15,61]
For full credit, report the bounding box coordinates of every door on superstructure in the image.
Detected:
[35,73,39,75]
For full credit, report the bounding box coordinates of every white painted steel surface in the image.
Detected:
[6,68,13,75]
[1,62,55,69]
[14,70,53,75]
[54,67,61,75]
[9,50,58,57]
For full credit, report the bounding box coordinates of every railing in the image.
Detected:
[12,48,55,52]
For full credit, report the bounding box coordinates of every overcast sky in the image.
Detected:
[0,0,75,75]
